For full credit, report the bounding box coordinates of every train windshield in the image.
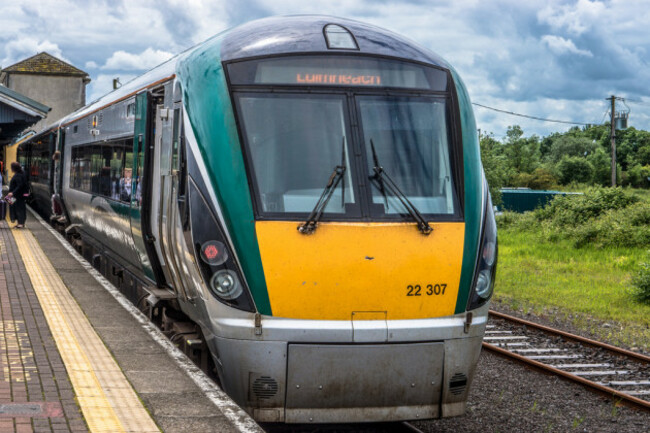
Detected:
[358,96,456,215]
[230,56,460,221]
[235,94,359,216]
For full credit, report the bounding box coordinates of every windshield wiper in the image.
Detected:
[298,138,347,235]
[369,139,433,235]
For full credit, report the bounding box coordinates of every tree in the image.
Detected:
[547,135,597,163]
[557,156,593,184]
[503,125,540,174]
[480,134,509,205]
[587,148,611,186]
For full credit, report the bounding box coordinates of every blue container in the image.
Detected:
[499,188,581,213]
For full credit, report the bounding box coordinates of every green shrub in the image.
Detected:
[496,211,532,229]
[535,187,638,227]
[528,167,558,190]
[632,260,650,304]
[510,168,557,190]
[557,156,593,185]
[553,201,650,248]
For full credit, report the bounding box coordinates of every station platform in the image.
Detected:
[0,210,262,433]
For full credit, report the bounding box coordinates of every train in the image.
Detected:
[16,15,497,424]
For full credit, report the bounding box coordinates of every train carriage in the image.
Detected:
[18,15,497,424]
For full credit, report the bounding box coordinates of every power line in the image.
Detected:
[472,102,591,125]
[622,98,650,107]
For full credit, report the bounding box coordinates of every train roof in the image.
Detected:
[50,15,449,132]
[221,15,449,68]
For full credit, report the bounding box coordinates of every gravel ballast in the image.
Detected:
[412,338,649,432]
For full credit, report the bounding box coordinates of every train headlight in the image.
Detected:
[475,269,492,298]
[468,180,498,310]
[210,270,243,300]
[200,240,228,266]
[186,174,255,312]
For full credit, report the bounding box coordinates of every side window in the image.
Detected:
[134,137,144,206]
[172,108,180,173]
[110,143,125,201]
[81,147,92,192]
[123,145,134,203]
[90,146,101,195]
[69,139,135,201]
[173,107,189,226]
[70,146,79,188]
[99,145,113,197]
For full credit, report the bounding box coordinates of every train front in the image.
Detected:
[176,16,497,423]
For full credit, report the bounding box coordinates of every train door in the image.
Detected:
[130,90,166,286]
[158,102,201,302]
[156,102,187,299]
[150,103,173,286]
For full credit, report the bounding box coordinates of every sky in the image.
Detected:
[1,0,649,139]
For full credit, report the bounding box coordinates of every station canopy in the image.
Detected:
[0,84,50,147]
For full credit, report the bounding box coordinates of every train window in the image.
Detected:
[171,108,180,172]
[110,144,126,201]
[228,55,447,91]
[126,103,136,117]
[235,93,358,216]
[69,139,135,202]
[357,96,457,216]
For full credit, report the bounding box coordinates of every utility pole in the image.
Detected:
[609,95,616,187]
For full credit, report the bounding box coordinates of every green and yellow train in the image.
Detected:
[18,15,497,424]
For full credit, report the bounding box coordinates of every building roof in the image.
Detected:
[2,52,89,77]
[0,84,51,117]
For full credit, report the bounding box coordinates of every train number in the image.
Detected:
[406,284,447,296]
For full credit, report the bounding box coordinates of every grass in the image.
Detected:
[493,227,650,350]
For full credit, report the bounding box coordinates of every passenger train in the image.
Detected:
[17,16,497,423]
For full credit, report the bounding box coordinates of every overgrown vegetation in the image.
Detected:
[632,261,650,304]
[482,124,650,344]
[493,188,650,348]
[480,123,650,204]
[498,187,650,249]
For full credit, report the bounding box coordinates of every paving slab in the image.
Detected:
[0,212,261,433]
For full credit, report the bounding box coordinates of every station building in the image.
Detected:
[0,52,90,181]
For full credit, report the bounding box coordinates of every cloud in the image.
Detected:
[1,0,649,137]
[1,38,67,67]
[537,0,606,36]
[541,35,593,57]
[101,48,174,71]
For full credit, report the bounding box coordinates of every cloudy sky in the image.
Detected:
[2,0,649,139]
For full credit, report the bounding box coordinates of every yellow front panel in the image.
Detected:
[256,221,465,320]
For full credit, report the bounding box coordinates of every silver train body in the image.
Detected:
[18,16,496,423]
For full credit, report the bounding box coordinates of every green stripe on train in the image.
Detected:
[451,69,482,314]
[176,37,273,315]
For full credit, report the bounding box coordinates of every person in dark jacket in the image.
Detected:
[7,162,28,228]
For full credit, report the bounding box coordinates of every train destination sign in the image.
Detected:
[228,56,448,91]
[295,73,382,86]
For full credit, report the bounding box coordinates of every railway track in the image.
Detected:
[484,310,650,411]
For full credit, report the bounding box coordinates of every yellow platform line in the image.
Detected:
[11,229,160,433]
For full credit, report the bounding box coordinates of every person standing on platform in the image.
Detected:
[7,162,28,228]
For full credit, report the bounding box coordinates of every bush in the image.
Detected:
[528,168,557,190]
[510,168,557,190]
[535,187,638,227]
[557,156,593,185]
[586,148,612,186]
[632,260,650,304]
[623,164,650,188]
[568,202,650,248]
[495,211,531,229]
